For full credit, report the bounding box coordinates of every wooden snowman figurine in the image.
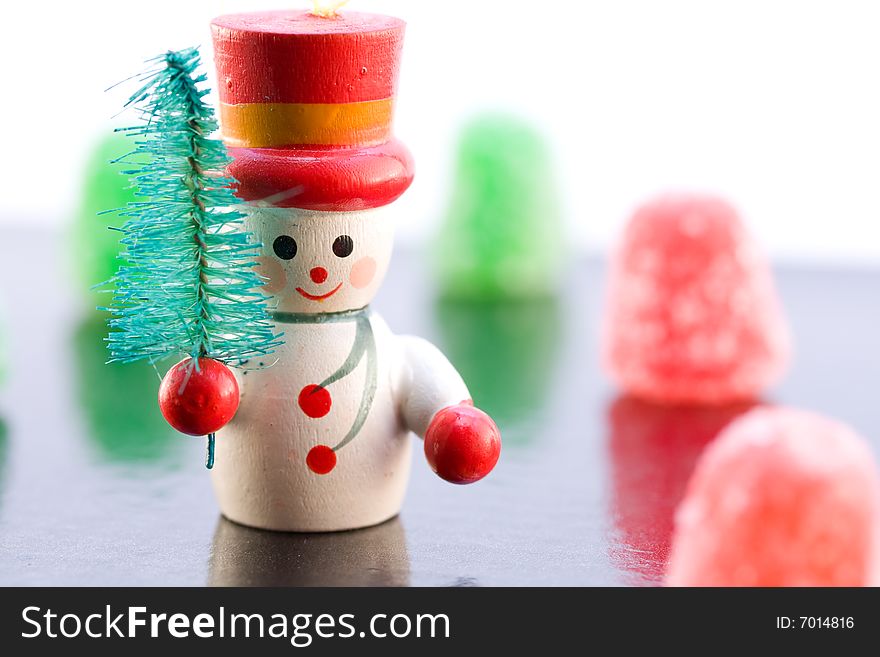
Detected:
[209,9,501,532]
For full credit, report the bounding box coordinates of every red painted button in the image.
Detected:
[306,445,337,475]
[310,266,328,284]
[299,384,331,418]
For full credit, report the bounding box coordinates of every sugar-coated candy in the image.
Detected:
[603,195,791,404]
[667,407,880,586]
[70,131,141,300]
[435,113,564,300]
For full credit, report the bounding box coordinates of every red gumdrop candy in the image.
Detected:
[602,194,791,404]
[667,407,880,586]
[424,402,501,485]
[158,357,240,436]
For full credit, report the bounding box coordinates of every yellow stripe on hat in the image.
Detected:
[219,99,394,148]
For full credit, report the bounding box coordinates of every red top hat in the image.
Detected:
[211,10,414,211]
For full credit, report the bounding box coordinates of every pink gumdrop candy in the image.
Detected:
[667,407,880,586]
[602,194,791,404]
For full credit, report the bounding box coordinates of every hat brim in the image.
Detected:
[227,139,414,212]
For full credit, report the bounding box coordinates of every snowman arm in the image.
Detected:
[393,335,470,438]
[394,334,501,485]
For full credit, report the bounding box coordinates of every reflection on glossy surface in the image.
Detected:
[434,297,561,446]
[71,316,176,462]
[3,233,878,586]
[208,516,410,586]
[607,395,758,584]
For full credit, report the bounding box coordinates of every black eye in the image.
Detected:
[273,235,297,260]
[332,235,354,258]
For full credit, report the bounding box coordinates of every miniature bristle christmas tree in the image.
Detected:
[105,47,280,467]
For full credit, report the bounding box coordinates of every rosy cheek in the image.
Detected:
[256,256,287,294]
[349,256,377,289]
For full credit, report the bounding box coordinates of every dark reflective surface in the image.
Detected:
[0,227,877,585]
[209,516,410,586]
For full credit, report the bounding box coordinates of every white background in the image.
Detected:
[2,0,879,266]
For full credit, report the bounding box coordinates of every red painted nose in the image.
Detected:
[310,267,328,284]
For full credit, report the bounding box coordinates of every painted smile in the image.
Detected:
[295,282,343,301]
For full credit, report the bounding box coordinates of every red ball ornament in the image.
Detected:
[158,357,240,436]
[424,402,501,485]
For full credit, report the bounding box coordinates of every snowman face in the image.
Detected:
[248,206,395,314]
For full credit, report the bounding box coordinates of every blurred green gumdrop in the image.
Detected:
[0,416,8,505]
[435,113,565,300]
[71,316,176,463]
[68,130,142,298]
[434,296,562,446]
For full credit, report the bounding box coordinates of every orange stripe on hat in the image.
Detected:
[219,99,393,148]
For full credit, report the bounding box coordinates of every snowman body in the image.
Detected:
[208,10,497,532]
[214,312,411,532]
[212,207,469,531]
